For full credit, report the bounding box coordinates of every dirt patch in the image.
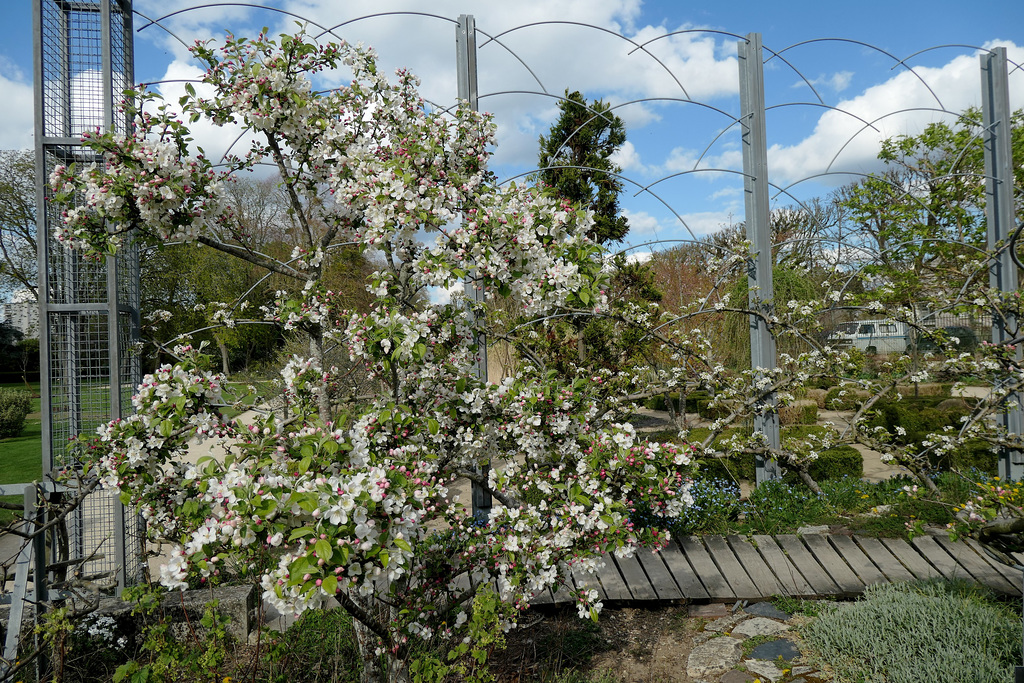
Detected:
[491,605,703,683]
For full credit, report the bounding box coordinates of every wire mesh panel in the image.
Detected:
[35,0,143,591]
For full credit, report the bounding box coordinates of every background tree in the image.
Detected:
[836,108,1024,311]
[537,90,629,244]
[0,149,37,300]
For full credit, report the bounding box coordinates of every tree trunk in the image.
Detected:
[309,330,332,423]
[216,336,230,375]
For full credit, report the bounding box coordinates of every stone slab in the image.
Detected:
[743,601,789,620]
[731,616,790,639]
[749,637,801,662]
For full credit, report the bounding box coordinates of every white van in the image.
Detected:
[829,319,910,355]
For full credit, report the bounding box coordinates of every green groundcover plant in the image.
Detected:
[802,580,1020,683]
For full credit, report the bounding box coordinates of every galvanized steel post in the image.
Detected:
[456,14,492,517]
[738,33,781,483]
[981,47,1024,481]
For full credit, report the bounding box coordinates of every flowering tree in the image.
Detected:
[51,29,695,681]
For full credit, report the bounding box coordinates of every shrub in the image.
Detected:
[778,400,817,426]
[262,607,361,683]
[823,386,861,410]
[945,439,997,474]
[808,445,862,481]
[802,580,1018,683]
[805,387,828,408]
[0,388,32,438]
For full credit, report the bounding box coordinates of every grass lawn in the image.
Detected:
[1,383,42,525]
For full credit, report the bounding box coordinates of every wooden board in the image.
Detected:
[531,585,555,605]
[726,535,785,597]
[966,539,1023,590]
[551,574,575,604]
[801,534,863,596]
[933,537,1018,595]
[828,535,888,587]
[613,553,659,601]
[658,541,710,600]
[704,535,761,600]
[679,536,734,600]
[879,537,942,580]
[910,536,975,583]
[750,535,815,597]
[774,535,841,596]
[595,554,634,602]
[571,566,607,602]
[852,536,916,583]
[636,549,684,601]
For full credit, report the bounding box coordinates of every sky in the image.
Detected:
[2,0,1023,260]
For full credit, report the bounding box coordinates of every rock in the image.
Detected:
[748,637,801,661]
[744,659,786,682]
[719,670,757,682]
[796,525,829,535]
[743,601,789,620]
[689,603,728,618]
[731,617,790,639]
[706,614,746,632]
[791,666,816,675]
[686,636,742,678]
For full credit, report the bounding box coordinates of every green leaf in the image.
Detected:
[379,550,390,568]
[300,443,315,459]
[322,574,338,595]
[289,527,315,541]
[315,539,334,562]
[428,418,440,436]
[393,538,413,552]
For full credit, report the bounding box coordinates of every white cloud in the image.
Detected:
[676,210,733,238]
[621,208,663,237]
[769,41,1024,185]
[611,140,646,174]
[624,250,653,264]
[796,70,854,93]
[0,59,34,150]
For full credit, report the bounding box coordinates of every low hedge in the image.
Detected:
[645,391,729,419]
[688,425,863,482]
[779,400,817,426]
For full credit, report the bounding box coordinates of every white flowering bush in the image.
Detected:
[53,29,695,682]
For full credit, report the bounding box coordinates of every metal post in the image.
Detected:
[738,33,780,484]
[35,0,141,593]
[456,14,492,517]
[982,48,1024,481]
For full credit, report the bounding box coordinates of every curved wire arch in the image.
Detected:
[480,20,693,99]
[895,43,1024,76]
[313,13,552,96]
[629,29,829,106]
[769,37,946,110]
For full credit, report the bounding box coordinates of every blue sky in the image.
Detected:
[2,0,1023,256]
